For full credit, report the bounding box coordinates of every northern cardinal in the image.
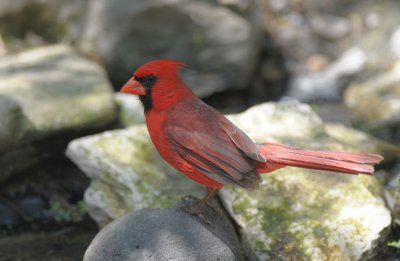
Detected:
[121,59,383,214]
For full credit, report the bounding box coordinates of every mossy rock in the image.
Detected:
[0,45,117,181]
[0,45,116,140]
[221,103,391,260]
[67,101,391,259]
[66,126,204,227]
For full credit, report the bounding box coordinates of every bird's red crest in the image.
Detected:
[133,59,188,79]
[122,59,193,111]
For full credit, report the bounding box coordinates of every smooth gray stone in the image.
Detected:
[84,201,245,261]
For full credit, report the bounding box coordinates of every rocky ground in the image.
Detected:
[0,0,400,260]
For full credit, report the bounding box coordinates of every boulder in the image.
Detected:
[260,0,400,100]
[68,101,392,260]
[222,169,390,261]
[66,126,204,227]
[344,61,400,141]
[0,0,263,96]
[84,201,246,261]
[0,45,116,180]
[73,0,262,95]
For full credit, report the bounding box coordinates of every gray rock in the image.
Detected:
[66,126,204,227]
[84,201,245,261]
[286,47,366,101]
[68,101,392,260]
[220,102,391,261]
[0,95,30,152]
[260,0,400,90]
[344,61,400,140]
[0,45,116,181]
[0,0,263,96]
[74,0,262,96]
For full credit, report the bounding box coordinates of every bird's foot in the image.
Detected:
[178,204,211,225]
[181,194,222,215]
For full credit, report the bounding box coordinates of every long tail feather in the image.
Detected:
[256,143,384,175]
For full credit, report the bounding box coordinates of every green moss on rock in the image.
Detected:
[0,45,117,140]
[220,102,391,260]
[67,101,391,259]
[67,126,204,227]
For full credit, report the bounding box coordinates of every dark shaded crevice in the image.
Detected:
[367,224,400,261]
[0,120,118,235]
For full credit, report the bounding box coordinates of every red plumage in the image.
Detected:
[121,59,383,213]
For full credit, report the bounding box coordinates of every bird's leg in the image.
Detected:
[193,187,220,214]
[179,187,221,225]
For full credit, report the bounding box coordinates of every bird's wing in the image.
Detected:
[219,117,266,163]
[165,124,262,189]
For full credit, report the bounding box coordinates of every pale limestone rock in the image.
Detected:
[0,45,116,180]
[67,101,391,259]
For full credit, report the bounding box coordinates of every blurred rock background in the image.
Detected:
[0,0,399,260]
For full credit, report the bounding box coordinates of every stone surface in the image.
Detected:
[66,126,204,227]
[220,103,391,261]
[0,95,31,153]
[344,61,400,140]
[0,0,68,51]
[84,201,246,261]
[260,0,400,100]
[0,0,264,96]
[114,93,144,127]
[68,101,392,260]
[287,47,366,101]
[325,123,400,163]
[0,45,116,181]
[73,0,262,95]
[221,171,390,261]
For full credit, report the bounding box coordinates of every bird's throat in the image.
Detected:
[135,75,157,112]
[139,89,153,112]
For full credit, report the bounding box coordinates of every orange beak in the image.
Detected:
[120,77,146,95]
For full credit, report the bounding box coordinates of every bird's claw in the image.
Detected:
[178,204,211,225]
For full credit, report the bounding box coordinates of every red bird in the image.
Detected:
[121,59,383,214]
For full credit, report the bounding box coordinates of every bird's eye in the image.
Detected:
[147,75,156,83]
[135,75,156,88]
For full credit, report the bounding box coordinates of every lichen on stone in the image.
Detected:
[67,101,391,259]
